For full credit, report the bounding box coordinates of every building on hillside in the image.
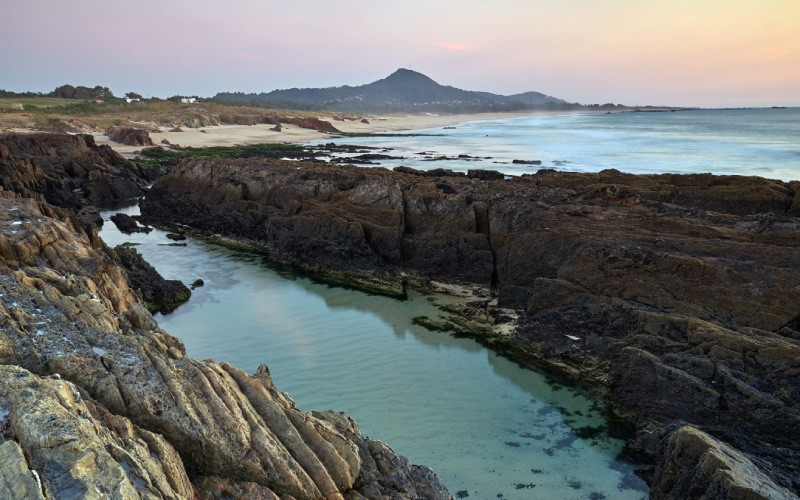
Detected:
[181,97,198,104]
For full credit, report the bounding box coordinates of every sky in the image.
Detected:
[2,0,799,107]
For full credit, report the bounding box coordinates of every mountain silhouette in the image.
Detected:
[214,69,568,112]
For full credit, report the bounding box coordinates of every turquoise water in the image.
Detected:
[309,108,800,181]
[99,201,647,499]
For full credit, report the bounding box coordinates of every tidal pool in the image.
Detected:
[99,201,647,499]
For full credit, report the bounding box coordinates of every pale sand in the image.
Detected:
[94,110,581,155]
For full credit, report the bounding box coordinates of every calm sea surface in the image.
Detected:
[309,108,800,181]
[99,201,647,500]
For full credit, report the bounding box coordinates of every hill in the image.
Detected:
[214,68,572,112]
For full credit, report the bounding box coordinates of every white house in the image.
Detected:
[124,97,140,104]
[181,97,198,104]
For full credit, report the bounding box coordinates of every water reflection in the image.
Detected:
[99,201,647,499]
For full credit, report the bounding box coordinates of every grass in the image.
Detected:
[133,143,318,169]
[0,97,83,109]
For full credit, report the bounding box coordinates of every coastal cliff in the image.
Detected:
[141,158,800,496]
[0,135,451,499]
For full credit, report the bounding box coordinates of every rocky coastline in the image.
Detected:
[140,156,800,498]
[0,133,451,499]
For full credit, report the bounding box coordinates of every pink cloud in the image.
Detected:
[435,42,469,51]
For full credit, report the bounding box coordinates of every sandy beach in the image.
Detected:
[94,110,579,155]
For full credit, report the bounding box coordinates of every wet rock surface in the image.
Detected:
[142,158,800,495]
[0,189,449,496]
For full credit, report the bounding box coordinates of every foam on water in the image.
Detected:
[99,202,647,499]
[308,108,800,181]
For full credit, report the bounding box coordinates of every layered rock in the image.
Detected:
[0,132,146,209]
[651,426,795,499]
[141,158,800,495]
[0,194,449,498]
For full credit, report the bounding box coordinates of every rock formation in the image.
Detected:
[0,133,147,209]
[113,245,192,314]
[0,192,450,498]
[141,158,800,495]
[283,117,340,133]
[110,212,152,234]
[106,126,155,147]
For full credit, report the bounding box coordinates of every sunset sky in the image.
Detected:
[2,0,799,107]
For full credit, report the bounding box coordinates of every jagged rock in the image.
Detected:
[0,365,193,499]
[0,442,45,500]
[270,123,282,132]
[141,158,800,492]
[165,232,186,241]
[651,426,795,499]
[113,244,191,313]
[360,119,369,124]
[0,132,146,208]
[0,195,449,499]
[110,212,152,234]
[106,126,155,147]
[512,159,541,165]
[191,279,204,289]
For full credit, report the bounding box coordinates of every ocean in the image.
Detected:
[309,107,800,182]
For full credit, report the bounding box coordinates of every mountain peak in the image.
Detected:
[381,68,438,85]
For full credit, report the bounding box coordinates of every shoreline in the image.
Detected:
[93,110,584,155]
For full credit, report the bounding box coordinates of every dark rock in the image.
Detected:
[106,126,154,147]
[113,244,191,313]
[0,132,147,208]
[166,232,186,241]
[467,169,504,180]
[161,139,170,145]
[191,279,204,289]
[360,118,369,124]
[110,213,152,234]
[269,123,282,132]
[140,158,800,491]
[512,159,542,165]
[169,127,184,132]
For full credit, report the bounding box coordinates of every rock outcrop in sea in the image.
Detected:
[141,157,800,496]
[0,134,451,499]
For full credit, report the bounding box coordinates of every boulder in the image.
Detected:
[106,126,154,147]
[110,212,152,234]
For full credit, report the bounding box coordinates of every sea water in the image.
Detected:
[99,202,647,499]
[309,108,800,181]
